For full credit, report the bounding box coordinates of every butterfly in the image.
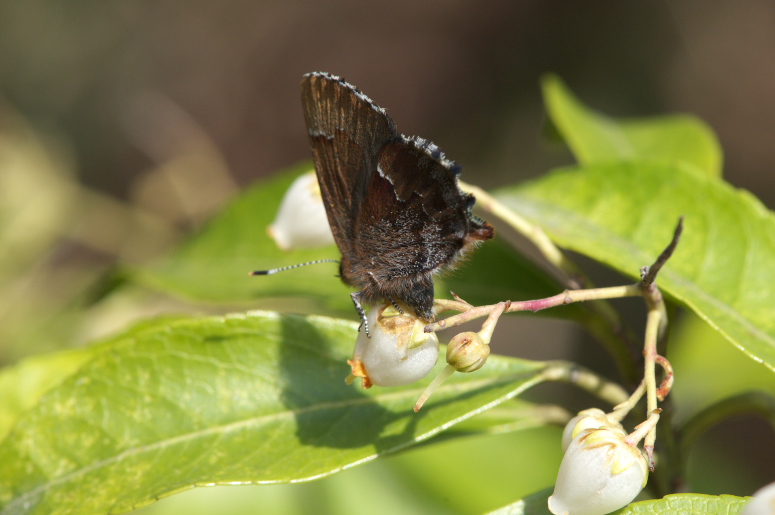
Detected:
[300,72,494,332]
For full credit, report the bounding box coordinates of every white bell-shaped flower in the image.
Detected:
[548,427,648,515]
[740,482,775,515]
[268,171,334,251]
[348,302,439,388]
[561,408,626,451]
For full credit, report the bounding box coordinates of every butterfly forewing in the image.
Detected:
[301,73,397,248]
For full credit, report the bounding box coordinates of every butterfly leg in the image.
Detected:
[388,297,404,314]
[351,291,370,338]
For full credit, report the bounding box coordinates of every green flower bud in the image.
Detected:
[446,331,490,372]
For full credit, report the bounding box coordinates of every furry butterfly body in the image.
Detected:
[300,72,494,325]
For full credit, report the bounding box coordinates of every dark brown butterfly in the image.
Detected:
[300,72,494,331]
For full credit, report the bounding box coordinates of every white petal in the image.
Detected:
[549,428,647,515]
[741,482,775,515]
[561,409,625,451]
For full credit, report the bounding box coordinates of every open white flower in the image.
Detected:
[549,427,648,515]
[268,171,334,251]
[347,302,439,388]
[741,482,775,515]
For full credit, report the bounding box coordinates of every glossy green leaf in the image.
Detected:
[0,312,547,515]
[618,493,748,514]
[496,162,775,371]
[542,75,722,176]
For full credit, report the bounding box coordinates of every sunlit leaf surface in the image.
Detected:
[542,75,722,177]
[497,162,775,371]
[0,312,547,514]
[620,493,748,514]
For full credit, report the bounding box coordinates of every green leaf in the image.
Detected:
[0,348,97,441]
[617,493,749,514]
[0,316,194,441]
[0,312,547,514]
[487,492,751,515]
[133,428,563,515]
[485,487,552,515]
[542,75,723,176]
[496,162,775,371]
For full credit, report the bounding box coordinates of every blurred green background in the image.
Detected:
[1,1,773,513]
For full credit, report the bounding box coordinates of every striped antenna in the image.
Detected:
[250,259,339,276]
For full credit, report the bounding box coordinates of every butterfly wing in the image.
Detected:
[300,72,398,257]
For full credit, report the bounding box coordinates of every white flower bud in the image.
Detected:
[348,302,439,388]
[268,171,334,251]
[561,408,626,451]
[741,482,775,515]
[549,428,648,515]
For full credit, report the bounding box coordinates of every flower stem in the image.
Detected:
[426,284,642,333]
[414,364,456,412]
[540,361,630,406]
[460,180,643,377]
[479,301,509,343]
[459,181,579,281]
[610,381,646,422]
